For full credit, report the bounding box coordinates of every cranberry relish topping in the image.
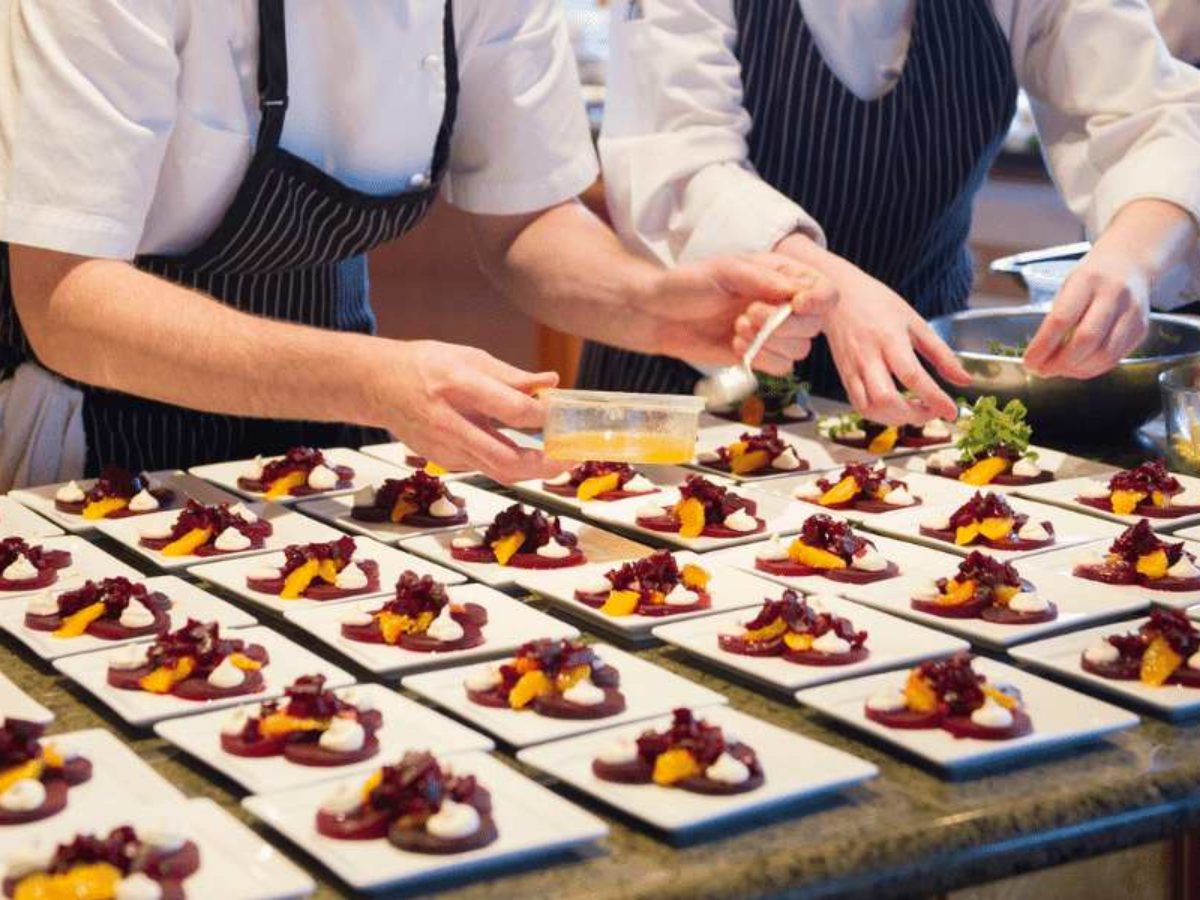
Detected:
[938,551,1022,595]
[482,504,578,552]
[142,619,251,677]
[83,466,160,503]
[634,708,731,769]
[378,570,451,618]
[1107,518,1184,565]
[160,500,272,543]
[565,461,636,487]
[676,476,754,525]
[278,536,358,577]
[0,718,45,768]
[604,550,691,596]
[364,751,484,819]
[0,537,61,573]
[817,463,907,499]
[948,492,1023,529]
[52,577,156,618]
[257,446,348,484]
[233,674,381,742]
[1108,460,1182,498]
[739,590,867,648]
[911,654,994,717]
[717,425,789,464]
[1106,608,1200,663]
[361,471,459,516]
[796,514,869,561]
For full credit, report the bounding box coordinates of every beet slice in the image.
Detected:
[86,608,171,641]
[941,709,1033,741]
[783,646,869,667]
[340,604,487,652]
[1170,666,1200,688]
[980,603,1058,625]
[284,735,380,767]
[636,512,766,539]
[0,778,67,825]
[449,546,586,569]
[247,560,381,601]
[465,688,510,709]
[717,634,786,657]
[911,596,993,619]
[918,524,1055,553]
[141,842,201,883]
[220,731,291,758]
[0,569,59,592]
[1080,656,1141,681]
[925,463,1053,487]
[59,758,92,787]
[388,815,498,855]
[754,558,898,584]
[865,706,942,730]
[675,770,765,796]
[172,671,266,701]
[533,688,626,720]
[591,757,653,784]
[706,457,810,477]
[317,806,394,841]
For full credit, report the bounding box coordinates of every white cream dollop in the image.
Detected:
[464,666,502,693]
[883,486,916,507]
[221,706,252,737]
[1084,641,1120,665]
[623,474,656,493]
[3,843,53,879]
[451,528,484,549]
[24,592,59,617]
[339,610,375,628]
[2,555,39,582]
[247,565,282,581]
[228,502,258,523]
[755,534,791,562]
[1188,650,1200,670]
[118,602,157,629]
[1077,481,1112,500]
[337,688,374,712]
[1011,457,1042,479]
[578,575,613,595]
[425,800,482,839]
[352,485,377,507]
[663,583,699,606]
[696,450,721,465]
[636,503,665,520]
[213,527,251,552]
[139,522,175,541]
[307,464,339,491]
[108,643,149,671]
[319,783,362,816]
[127,490,160,513]
[705,752,751,784]
[970,700,1014,729]
[114,873,162,900]
[927,449,961,470]
[1017,520,1050,542]
[851,547,888,572]
[429,496,461,518]
[426,605,465,642]
[0,779,46,812]
[723,508,759,533]
[921,514,951,531]
[561,678,607,706]
[318,717,366,753]
[206,656,245,689]
[544,471,572,487]
[791,480,823,500]
[812,630,852,655]
[142,825,187,853]
[1008,591,1049,613]
[771,447,802,471]
[866,688,908,712]
[922,419,952,440]
[244,455,266,479]
[55,481,86,504]
[537,540,573,559]
[335,563,370,591]
[1167,555,1200,579]
[595,737,639,765]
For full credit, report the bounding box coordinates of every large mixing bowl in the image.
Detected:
[928,309,1200,439]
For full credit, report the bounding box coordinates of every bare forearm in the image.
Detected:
[1092,198,1198,279]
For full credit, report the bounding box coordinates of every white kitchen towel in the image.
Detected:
[0,362,86,490]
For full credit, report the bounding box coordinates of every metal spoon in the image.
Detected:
[694,304,794,411]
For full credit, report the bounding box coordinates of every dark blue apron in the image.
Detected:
[577,0,1018,397]
[0,0,459,474]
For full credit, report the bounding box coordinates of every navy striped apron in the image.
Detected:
[0,0,459,474]
[578,0,1018,398]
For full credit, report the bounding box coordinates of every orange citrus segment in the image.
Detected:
[424,462,449,476]
[783,632,814,652]
[982,686,1020,710]
[904,671,939,713]
[954,523,980,546]
[867,427,900,455]
[138,657,195,694]
[259,713,328,737]
[317,559,341,584]
[279,558,320,600]
[490,533,525,566]
[960,456,1010,486]
[555,665,592,693]
[1151,491,1167,508]
[652,748,702,785]
[743,618,788,643]
[730,449,770,475]
[1140,636,1183,686]
[81,497,128,520]
[229,652,262,671]
[937,578,977,606]
[390,498,418,524]
[680,563,710,590]
[738,395,766,426]
[0,758,44,796]
[979,517,1014,541]
[819,476,860,507]
[376,611,431,644]
[52,602,106,639]
[1136,549,1169,580]
[675,497,707,538]
[995,584,1020,604]
[264,470,307,500]
[13,863,122,900]
[576,473,622,502]
[508,670,553,709]
[600,589,640,618]
[1110,490,1147,516]
[161,527,213,557]
[788,541,848,570]
[360,769,383,801]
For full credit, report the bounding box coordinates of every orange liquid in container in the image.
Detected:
[543,431,696,465]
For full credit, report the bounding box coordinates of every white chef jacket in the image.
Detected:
[0,0,599,260]
[601,0,1200,268]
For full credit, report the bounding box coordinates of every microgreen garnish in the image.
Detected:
[954,397,1036,463]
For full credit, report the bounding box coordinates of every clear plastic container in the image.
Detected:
[1161,362,1200,475]
[542,389,705,464]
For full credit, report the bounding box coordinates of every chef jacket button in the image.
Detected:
[410,172,431,189]
[422,53,442,71]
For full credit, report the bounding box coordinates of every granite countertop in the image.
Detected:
[5,443,1199,900]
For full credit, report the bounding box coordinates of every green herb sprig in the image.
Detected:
[955,396,1036,463]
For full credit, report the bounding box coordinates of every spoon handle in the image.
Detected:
[742,304,794,370]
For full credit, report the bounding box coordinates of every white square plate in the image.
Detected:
[242,751,606,894]
[0,797,314,900]
[282,584,580,676]
[511,465,697,513]
[295,481,514,543]
[796,658,1138,776]
[1010,619,1200,721]
[0,576,257,661]
[865,496,1123,562]
[1020,540,1200,612]
[582,484,810,553]
[403,644,726,747]
[190,447,403,503]
[9,471,240,533]
[155,683,493,793]
[652,598,970,691]
[399,516,650,588]
[1171,524,1200,542]
[841,561,1150,649]
[705,532,962,595]
[187,537,465,615]
[901,445,1076,491]
[0,728,184,845]
[763,468,977,523]
[0,671,52,723]
[53,625,354,727]
[517,706,877,836]
[0,536,143,601]
[0,496,61,539]
[514,552,777,639]
[690,423,873,483]
[1014,473,1200,531]
[95,502,345,571]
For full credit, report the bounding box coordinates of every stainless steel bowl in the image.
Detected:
[928,308,1200,439]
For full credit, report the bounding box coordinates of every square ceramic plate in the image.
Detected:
[189,447,403,504]
[511,465,698,513]
[0,536,143,601]
[901,445,1077,491]
[1014,473,1200,531]
[187,537,466,615]
[763,468,977,523]
[94,501,345,571]
[796,657,1138,776]
[0,797,315,900]
[242,751,606,894]
[864,496,1124,562]
[651,597,970,691]
[0,496,61,539]
[581,484,809,553]
[282,584,580,676]
[1020,540,1200,613]
[1171,524,1200,542]
[295,481,514,544]
[514,552,777,639]
[9,471,240,534]
[399,515,650,588]
[518,706,877,836]
[840,561,1150,649]
[155,682,494,793]
[696,394,850,432]
[52,625,354,727]
[0,576,257,661]
[0,728,184,846]
[403,644,726,748]
[0,671,52,723]
[689,423,874,483]
[1010,619,1200,721]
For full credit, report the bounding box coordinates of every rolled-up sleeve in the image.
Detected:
[599,0,824,266]
[0,0,179,259]
[443,0,598,216]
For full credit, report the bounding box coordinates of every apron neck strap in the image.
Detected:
[256,0,289,150]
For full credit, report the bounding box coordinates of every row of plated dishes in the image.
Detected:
[2,402,1200,897]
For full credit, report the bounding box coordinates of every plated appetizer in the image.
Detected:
[920,492,1054,551]
[864,653,1032,740]
[107,619,269,700]
[696,425,806,476]
[718,591,868,665]
[573,550,711,618]
[0,538,72,591]
[755,515,897,583]
[592,707,763,795]
[24,577,171,640]
[792,463,919,511]
[349,472,466,527]
[245,536,379,601]
[316,751,496,853]
[449,505,584,569]
[239,446,353,500]
[340,570,487,651]
[542,461,657,502]
[1075,460,1200,518]
[139,501,272,558]
[1073,519,1200,592]
[711,373,812,426]
[819,413,952,454]
[636,476,764,539]
[54,465,174,520]
[401,453,462,477]
[911,551,1053,624]
[465,638,624,720]
[0,719,91,825]
[1,825,199,898]
[922,398,1050,486]
[1081,608,1200,687]
[220,675,383,766]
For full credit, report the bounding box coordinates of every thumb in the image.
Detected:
[479,357,560,395]
[711,257,813,303]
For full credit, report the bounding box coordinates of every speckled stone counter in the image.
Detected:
[4,445,1198,900]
